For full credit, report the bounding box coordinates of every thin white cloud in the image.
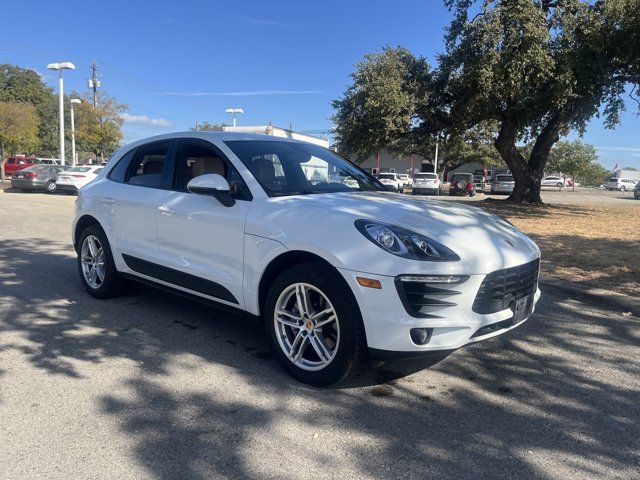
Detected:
[120,113,173,128]
[244,17,289,27]
[162,90,323,97]
[595,146,640,153]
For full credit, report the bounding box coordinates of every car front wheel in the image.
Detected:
[265,263,366,386]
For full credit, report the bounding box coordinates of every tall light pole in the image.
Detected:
[225,108,244,127]
[434,135,439,174]
[70,99,81,166]
[47,62,76,165]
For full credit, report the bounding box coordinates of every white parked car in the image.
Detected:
[376,172,404,192]
[607,176,639,192]
[397,173,413,188]
[73,132,541,386]
[541,176,569,187]
[56,165,104,193]
[412,172,442,195]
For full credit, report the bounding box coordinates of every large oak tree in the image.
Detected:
[439,0,639,202]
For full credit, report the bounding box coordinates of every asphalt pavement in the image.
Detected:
[1,188,639,479]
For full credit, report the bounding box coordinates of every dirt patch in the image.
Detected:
[477,201,640,296]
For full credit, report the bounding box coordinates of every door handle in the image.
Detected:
[158,205,176,216]
[100,197,116,204]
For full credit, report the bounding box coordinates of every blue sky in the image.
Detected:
[1,0,638,169]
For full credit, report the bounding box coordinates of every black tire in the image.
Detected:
[620,186,626,192]
[469,191,475,197]
[264,262,366,386]
[45,181,56,194]
[556,182,563,187]
[435,189,440,196]
[77,224,123,299]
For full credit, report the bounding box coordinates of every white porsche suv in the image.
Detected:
[73,132,541,386]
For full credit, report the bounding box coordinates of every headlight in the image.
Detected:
[354,220,460,261]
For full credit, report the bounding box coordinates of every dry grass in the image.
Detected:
[477,200,640,296]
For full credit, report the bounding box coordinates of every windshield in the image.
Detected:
[225,140,384,197]
[497,175,514,182]
[415,173,437,179]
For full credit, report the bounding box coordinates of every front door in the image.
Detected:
[156,139,253,308]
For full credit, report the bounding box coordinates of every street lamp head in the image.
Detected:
[70,98,82,105]
[225,108,244,114]
[47,62,76,71]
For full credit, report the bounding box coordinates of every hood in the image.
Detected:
[291,191,540,273]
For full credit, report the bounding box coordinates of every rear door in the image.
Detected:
[155,138,252,307]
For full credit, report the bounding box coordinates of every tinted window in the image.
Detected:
[69,167,92,173]
[225,140,383,197]
[497,175,514,181]
[174,140,251,201]
[108,149,136,183]
[7,159,15,164]
[416,173,437,179]
[127,143,168,188]
[378,174,396,180]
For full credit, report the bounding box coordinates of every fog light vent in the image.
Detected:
[410,328,433,345]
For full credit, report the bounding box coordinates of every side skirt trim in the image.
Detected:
[121,254,239,304]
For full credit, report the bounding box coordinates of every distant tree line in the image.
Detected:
[333,0,639,203]
[0,64,126,179]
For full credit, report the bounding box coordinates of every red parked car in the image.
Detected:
[3,156,39,177]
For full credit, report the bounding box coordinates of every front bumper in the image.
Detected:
[338,267,541,357]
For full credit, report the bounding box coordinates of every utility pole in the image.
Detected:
[87,61,101,108]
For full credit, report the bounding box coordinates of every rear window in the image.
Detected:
[378,173,396,180]
[23,165,48,172]
[497,175,514,182]
[68,167,92,173]
[416,173,437,179]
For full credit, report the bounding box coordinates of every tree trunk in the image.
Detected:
[494,115,563,203]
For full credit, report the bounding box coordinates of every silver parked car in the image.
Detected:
[11,165,70,193]
[490,174,515,194]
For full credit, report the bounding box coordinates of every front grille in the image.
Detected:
[472,259,540,314]
[395,278,464,318]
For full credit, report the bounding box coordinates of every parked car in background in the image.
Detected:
[607,176,639,192]
[377,172,403,192]
[56,165,104,194]
[37,158,62,165]
[634,182,640,199]
[11,165,70,193]
[73,131,541,386]
[342,177,359,189]
[397,173,413,188]
[541,176,569,188]
[491,174,515,195]
[473,175,486,192]
[449,173,476,196]
[3,156,39,177]
[412,172,441,195]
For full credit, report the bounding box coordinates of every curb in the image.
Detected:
[539,277,640,317]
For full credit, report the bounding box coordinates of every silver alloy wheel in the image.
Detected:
[274,282,340,371]
[46,181,56,192]
[80,235,106,290]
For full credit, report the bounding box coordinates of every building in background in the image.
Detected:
[223,125,329,148]
[350,149,431,176]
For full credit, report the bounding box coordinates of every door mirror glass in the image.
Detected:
[187,174,235,207]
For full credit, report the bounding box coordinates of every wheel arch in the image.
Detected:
[257,250,354,317]
[73,214,108,253]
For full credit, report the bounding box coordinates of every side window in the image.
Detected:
[174,141,252,201]
[108,149,136,183]
[7,159,15,165]
[126,143,169,188]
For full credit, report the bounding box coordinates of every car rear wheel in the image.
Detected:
[265,263,366,386]
[77,225,123,299]
[45,181,56,193]
[620,186,626,192]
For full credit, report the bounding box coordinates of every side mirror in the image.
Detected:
[187,174,236,207]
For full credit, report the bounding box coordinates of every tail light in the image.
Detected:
[25,172,38,178]
[71,174,87,178]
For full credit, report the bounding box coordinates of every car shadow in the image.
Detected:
[1,238,639,478]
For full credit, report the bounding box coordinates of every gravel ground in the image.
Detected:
[1,189,639,480]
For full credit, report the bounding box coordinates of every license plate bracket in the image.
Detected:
[512,294,534,324]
